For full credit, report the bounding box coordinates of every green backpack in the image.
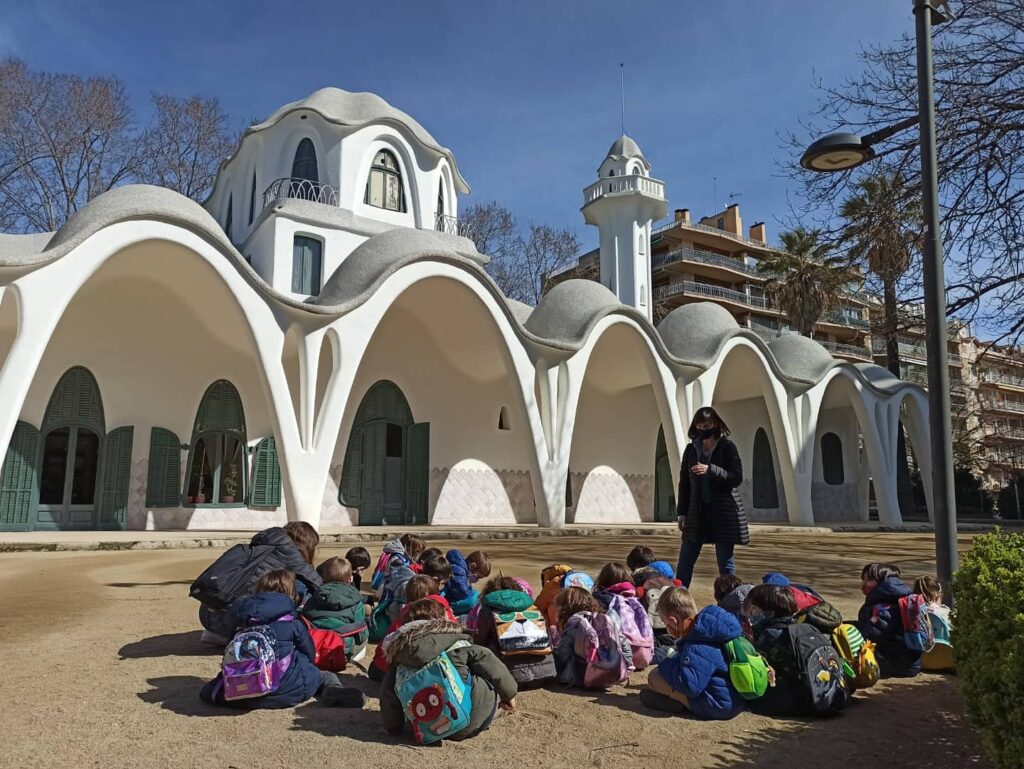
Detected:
[723,637,772,700]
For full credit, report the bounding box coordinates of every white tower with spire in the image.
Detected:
[581,135,667,321]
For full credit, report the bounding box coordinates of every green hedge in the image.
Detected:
[954,530,1024,769]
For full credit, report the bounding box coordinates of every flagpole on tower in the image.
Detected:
[619,63,626,135]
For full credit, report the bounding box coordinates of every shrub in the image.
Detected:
[954,530,1024,768]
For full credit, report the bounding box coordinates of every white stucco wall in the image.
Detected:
[811,406,867,522]
[712,396,788,522]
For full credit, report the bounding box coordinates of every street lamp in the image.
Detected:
[800,0,959,598]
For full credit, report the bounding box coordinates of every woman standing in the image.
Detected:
[675,407,749,587]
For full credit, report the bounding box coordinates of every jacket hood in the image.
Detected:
[599,581,637,598]
[762,572,791,587]
[384,562,416,595]
[482,589,535,612]
[719,584,753,614]
[541,564,574,584]
[446,549,469,571]
[383,539,407,556]
[867,576,912,604]
[232,592,297,625]
[249,527,294,550]
[383,619,469,666]
[687,605,742,645]
[307,582,363,611]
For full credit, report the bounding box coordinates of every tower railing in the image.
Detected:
[583,173,665,206]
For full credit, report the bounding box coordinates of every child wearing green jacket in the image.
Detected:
[301,557,369,661]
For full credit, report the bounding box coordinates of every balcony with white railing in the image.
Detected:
[651,216,779,253]
[654,280,771,309]
[821,310,870,330]
[984,397,1024,414]
[653,245,760,276]
[873,339,961,364]
[583,174,666,206]
[747,325,870,360]
[980,372,1024,390]
[262,177,340,210]
[435,213,470,237]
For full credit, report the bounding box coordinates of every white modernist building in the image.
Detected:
[0,88,933,532]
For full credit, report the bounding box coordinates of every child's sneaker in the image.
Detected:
[640,688,687,714]
[320,686,367,708]
[200,630,228,646]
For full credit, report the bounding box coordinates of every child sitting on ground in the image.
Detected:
[443,549,492,617]
[626,545,656,572]
[637,575,679,663]
[535,564,575,628]
[594,562,655,670]
[379,598,518,744]
[370,536,429,639]
[854,562,922,678]
[200,569,365,709]
[344,547,371,592]
[714,574,753,623]
[372,534,427,592]
[641,586,745,720]
[474,576,556,686]
[631,559,676,587]
[762,572,823,611]
[301,557,369,662]
[369,574,457,682]
[551,586,632,688]
[914,575,955,672]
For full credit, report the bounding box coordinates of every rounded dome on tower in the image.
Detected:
[606,134,646,162]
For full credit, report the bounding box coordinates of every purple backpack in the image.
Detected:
[569,612,630,689]
[221,617,294,701]
[605,594,654,670]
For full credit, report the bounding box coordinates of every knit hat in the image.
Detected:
[762,572,791,587]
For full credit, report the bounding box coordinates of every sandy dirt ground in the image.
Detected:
[0,531,990,769]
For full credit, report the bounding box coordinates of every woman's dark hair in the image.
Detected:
[687,406,730,440]
[594,562,633,591]
[283,521,319,564]
[345,546,371,570]
[745,584,797,618]
[861,562,901,582]
[626,546,656,571]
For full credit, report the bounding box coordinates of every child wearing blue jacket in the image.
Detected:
[641,586,745,720]
[443,549,492,616]
[854,562,922,678]
[200,570,364,709]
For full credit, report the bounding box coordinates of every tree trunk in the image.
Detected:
[883,275,917,517]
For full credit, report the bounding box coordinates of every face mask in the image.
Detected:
[860,582,874,596]
[697,428,716,440]
[749,612,770,628]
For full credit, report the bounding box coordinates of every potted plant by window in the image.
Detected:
[222,463,239,504]
[196,479,207,505]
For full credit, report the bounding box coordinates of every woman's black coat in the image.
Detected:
[677,437,750,546]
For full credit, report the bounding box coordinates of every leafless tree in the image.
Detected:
[0,58,139,232]
[518,223,582,305]
[783,0,1024,347]
[138,94,237,202]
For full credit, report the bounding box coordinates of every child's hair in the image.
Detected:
[283,521,319,565]
[656,586,698,620]
[345,546,371,571]
[861,562,901,582]
[399,534,427,560]
[316,556,352,584]
[713,574,743,603]
[913,575,942,603]
[467,551,492,578]
[404,574,441,604]
[481,575,524,597]
[254,569,297,603]
[418,547,444,563]
[402,598,448,623]
[420,555,453,584]
[555,585,604,631]
[594,562,633,591]
[745,584,797,618]
[626,545,656,571]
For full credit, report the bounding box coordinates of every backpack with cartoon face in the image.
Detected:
[221,621,293,701]
[493,604,551,657]
[394,641,472,745]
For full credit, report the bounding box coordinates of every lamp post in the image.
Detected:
[800,0,959,597]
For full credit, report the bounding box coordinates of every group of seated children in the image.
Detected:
[191,532,954,743]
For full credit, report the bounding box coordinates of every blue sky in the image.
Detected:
[2,1,911,251]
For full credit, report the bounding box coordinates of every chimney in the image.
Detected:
[674,208,691,225]
[723,204,742,236]
[749,222,767,243]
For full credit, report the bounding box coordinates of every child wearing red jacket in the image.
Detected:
[367,575,456,681]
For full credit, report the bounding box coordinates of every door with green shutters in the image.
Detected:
[654,426,676,522]
[251,436,282,507]
[359,419,387,525]
[405,422,429,525]
[98,426,133,530]
[0,421,40,530]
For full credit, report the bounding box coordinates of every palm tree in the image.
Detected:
[758,227,858,337]
[840,170,921,516]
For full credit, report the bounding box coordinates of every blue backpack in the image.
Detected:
[394,641,473,744]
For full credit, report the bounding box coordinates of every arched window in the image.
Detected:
[821,432,845,485]
[752,427,779,508]
[437,182,445,219]
[292,235,323,296]
[498,406,510,431]
[185,380,246,507]
[291,138,319,183]
[248,170,257,225]
[224,194,233,241]
[364,149,406,212]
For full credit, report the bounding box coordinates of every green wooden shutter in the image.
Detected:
[146,428,181,507]
[44,367,104,433]
[196,380,245,434]
[655,455,676,522]
[359,419,386,525]
[340,424,363,506]
[99,426,134,529]
[405,422,430,525]
[0,421,39,529]
[251,436,282,507]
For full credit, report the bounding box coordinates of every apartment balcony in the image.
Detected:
[873,339,962,365]
[820,310,870,331]
[982,424,1024,441]
[979,372,1024,391]
[262,177,339,209]
[984,397,1024,415]
[652,216,774,253]
[653,246,760,277]
[655,280,771,310]
[583,174,666,206]
[898,367,968,396]
[748,326,871,361]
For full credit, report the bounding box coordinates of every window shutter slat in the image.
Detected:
[100,426,134,527]
[146,428,181,507]
[251,436,282,507]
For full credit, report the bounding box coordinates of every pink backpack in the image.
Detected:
[568,612,630,689]
[604,593,654,670]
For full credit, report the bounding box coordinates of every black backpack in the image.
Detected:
[189,544,274,610]
[786,623,849,715]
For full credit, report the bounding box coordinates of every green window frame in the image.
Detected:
[292,235,323,296]
[251,436,282,507]
[146,427,181,507]
[184,380,247,508]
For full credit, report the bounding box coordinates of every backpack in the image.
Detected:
[190,544,271,610]
[299,617,348,673]
[602,593,654,670]
[796,600,843,634]
[786,623,849,714]
[723,636,772,700]
[899,595,936,652]
[563,571,595,591]
[641,584,674,630]
[573,612,630,689]
[493,605,551,657]
[394,641,473,745]
[368,597,394,644]
[221,620,293,701]
[831,623,879,690]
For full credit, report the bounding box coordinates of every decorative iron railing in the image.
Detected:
[653,245,759,276]
[262,177,339,209]
[435,213,467,236]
